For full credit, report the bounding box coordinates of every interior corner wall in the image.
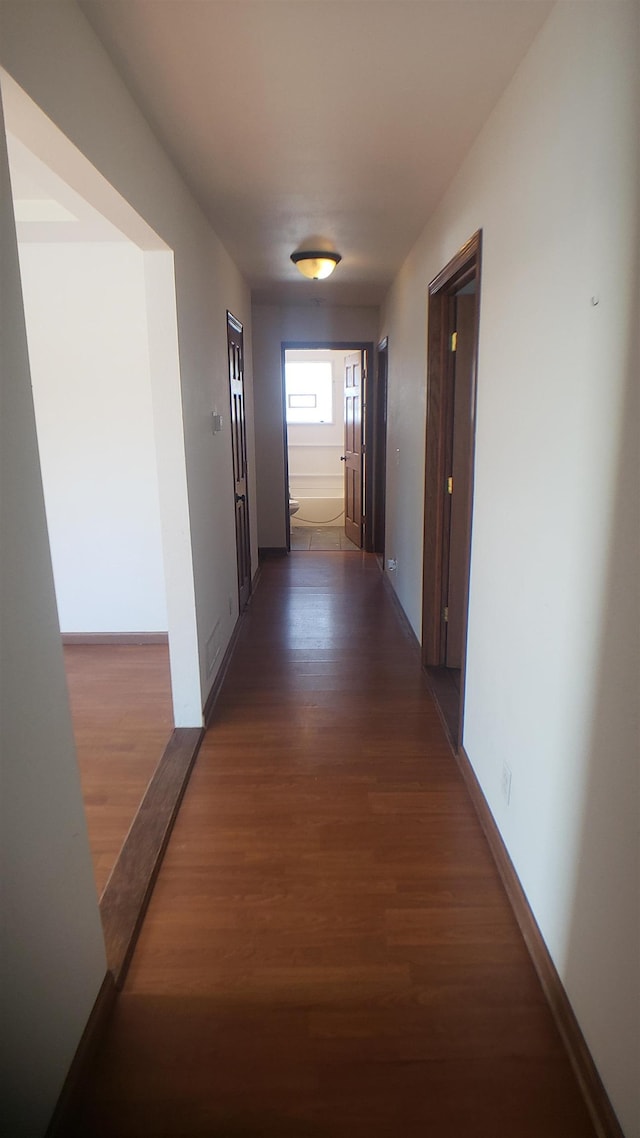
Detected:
[18,241,168,634]
[0,93,107,1138]
[0,0,256,721]
[380,4,639,1135]
[252,304,379,548]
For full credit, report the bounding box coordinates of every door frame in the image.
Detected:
[371,337,389,561]
[227,310,252,610]
[421,231,482,745]
[280,341,375,551]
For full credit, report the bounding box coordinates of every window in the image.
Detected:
[285,361,333,424]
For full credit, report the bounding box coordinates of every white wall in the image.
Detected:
[0,0,257,717]
[380,4,639,1135]
[253,304,379,547]
[18,241,168,633]
[0,95,107,1138]
[287,349,347,526]
[0,1,258,1130]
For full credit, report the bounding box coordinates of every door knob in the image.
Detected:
[235,493,246,503]
[340,455,347,461]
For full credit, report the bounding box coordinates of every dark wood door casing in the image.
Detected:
[344,350,365,549]
[227,311,252,610]
[280,341,374,552]
[422,232,482,746]
[446,296,475,667]
[372,340,388,559]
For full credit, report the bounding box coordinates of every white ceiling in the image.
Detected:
[79,0,554,305]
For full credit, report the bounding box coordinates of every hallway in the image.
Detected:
[71,553,594,1137]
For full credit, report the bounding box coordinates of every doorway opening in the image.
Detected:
[283,346,363,552]
[283,348,359,553]
[2,71,202,916]
[422,232,482,749]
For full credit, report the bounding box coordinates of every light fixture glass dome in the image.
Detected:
[291,250,341,280]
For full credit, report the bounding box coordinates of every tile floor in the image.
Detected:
[290,524,360,551]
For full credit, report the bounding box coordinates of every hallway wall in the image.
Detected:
[0,0,257,716]
[252,304,379,548]
[0,2,257,1133]
[380,3,639,1134]
[0,98,108,1138]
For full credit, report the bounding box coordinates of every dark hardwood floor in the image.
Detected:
[69,553,595,1137]
[64,644,173,895]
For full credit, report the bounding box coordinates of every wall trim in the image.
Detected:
[61,632,169,646]
[258,546,288,559]
[380,563,623,1137]
[203,615,244,727]
[380,568,421,657]
[45,970,116,1137]
[100,726,204,987]
[204,562,264,725]
[457,745,625,1138]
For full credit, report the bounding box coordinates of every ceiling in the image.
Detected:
[79,0,554,306]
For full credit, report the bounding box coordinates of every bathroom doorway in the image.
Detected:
[284,348,360,551]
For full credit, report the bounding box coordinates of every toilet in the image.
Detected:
[289,497,300,517]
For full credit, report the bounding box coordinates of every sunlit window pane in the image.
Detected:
[285,362,333,424]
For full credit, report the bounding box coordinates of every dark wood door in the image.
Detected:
[343,350,364,548]
[227,312,252,610]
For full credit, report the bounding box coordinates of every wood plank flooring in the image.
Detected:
[64,644,173,895]
[69,554,595,1137]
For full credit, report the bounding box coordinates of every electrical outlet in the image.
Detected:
[501,762,512,806]
[387,558,397,571]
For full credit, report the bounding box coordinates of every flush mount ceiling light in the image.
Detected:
[290,250,342,280]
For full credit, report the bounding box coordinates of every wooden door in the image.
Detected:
[343,350,364,548]
[227,312,252,610]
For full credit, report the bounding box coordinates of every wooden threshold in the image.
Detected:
[45,971,116,1138]
[99,726,203,987]
[457,746,625,1138]
[62,632,169,646]
[258,545,288,559]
